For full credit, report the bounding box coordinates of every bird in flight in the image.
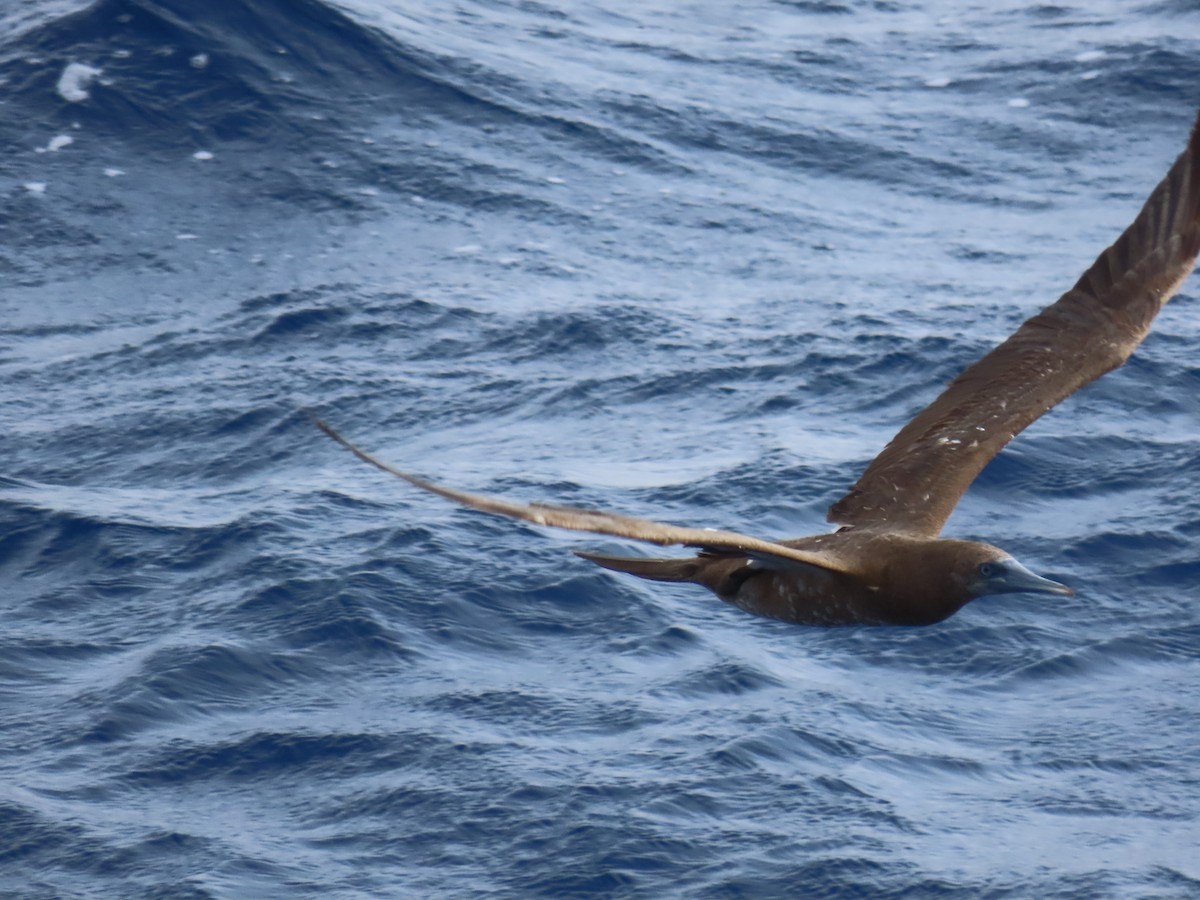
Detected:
[313,112,1200,626]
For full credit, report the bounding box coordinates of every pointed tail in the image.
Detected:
[574,550,767,604]
[573,550,705,583]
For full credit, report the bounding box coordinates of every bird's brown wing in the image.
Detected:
[311,415,857,574]
[828,113,1200,537]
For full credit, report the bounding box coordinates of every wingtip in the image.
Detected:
[305,408,355,452]
[306,409,411,484]
[1185,107,1200,171]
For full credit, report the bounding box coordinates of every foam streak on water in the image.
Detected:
[1,0,1199,897]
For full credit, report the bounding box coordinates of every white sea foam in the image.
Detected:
[38,134,74,153]
[57,62,103,102]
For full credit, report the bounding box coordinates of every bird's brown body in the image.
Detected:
[313,111,1200,627]
[580,533,1020,626]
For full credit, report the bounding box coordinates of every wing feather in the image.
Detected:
[310,414,855,574]
[828,112,1200,536]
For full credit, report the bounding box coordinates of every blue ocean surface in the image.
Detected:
[2,0,1199,896]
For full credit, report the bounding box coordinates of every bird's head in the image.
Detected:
[952,542,1073,600]
[864,536,1073,625]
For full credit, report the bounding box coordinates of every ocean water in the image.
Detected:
[2,0,1199,896]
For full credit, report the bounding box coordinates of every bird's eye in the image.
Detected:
[978,562,997,579]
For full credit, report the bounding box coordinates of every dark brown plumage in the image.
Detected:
[313,112,1200,626]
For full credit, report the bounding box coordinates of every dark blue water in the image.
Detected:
[3,1,1199,896]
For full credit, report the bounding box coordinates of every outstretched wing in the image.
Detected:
[828,112,1200,537]
[310,415,855,574]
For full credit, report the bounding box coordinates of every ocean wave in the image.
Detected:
[3,0,1199,896]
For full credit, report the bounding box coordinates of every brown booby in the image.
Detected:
[313,112,1200,626]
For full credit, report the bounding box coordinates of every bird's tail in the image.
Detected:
[573,550,703,582]
[574,550,765,603]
